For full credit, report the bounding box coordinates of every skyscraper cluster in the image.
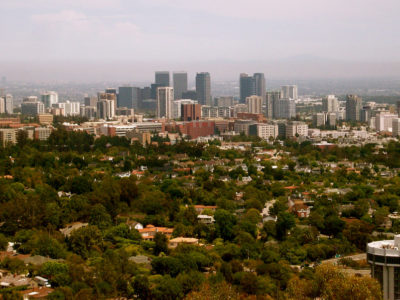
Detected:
[239,73,265,103]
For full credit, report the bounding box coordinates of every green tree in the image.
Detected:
[152,275,183,300]
[89,204,112,230]
[0,233,8,250]
[69,225,103,259]
[322,215,345,237]
[154,232,169,255]
[214,209,237,241]
[343,219,373,251]
[133,275,152,300]
[276,212,295,240]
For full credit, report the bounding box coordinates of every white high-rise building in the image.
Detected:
[0,97,4,114]
[54,101,80,116]
[157,87,174,119]
[322,95,339,112]
[281,85,298,99]
[4,94,13,114]
[41,91,58,108]
[97,99,115,120]
[286,121,308,138]
[375,113,398,132]
[246,95,262,114]
[201,105,218,118]
[256,123,279,139]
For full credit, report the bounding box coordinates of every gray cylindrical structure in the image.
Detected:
[368,236,400,300]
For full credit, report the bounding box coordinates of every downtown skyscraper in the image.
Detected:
[240,73,266,103]
[40,91,58,108]
[196,72,211,106]
[253,73,266,100]
[155,71,170,87]
[281,85,298,99]
[240,73,255,103]
[173,72,188,100]
[118,87,141,109]
[346,94,363,121]
[157,87,174,119]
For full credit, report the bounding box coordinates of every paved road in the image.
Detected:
[321,253,367,265]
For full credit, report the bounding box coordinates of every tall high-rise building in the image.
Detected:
[322,95,339,112]
[274,98,296,119]
[253,73,266,100]
[266,91,281,119]
[397,101,400,117]
[196,72,211,106]
[327,113,337,126]
[84,96,98,107]
[173,72,188,100]
[141,87,152,101]
[345,94,363,121]
[98,92,117,102]
[4,94,13,114]
[281,85,298,99]
[105,88,117,95]
[41,91,58,108]
[240,73,255,103]
[182,90,197,100]
[375,112,398,132]
[21,96,45,115]
[55,101,80,116]
[246,95,262,114]
[0,97,4,114]
[118,87,141,109]
[361,106,372,123]
[313,113,326,127]
[81,106,97,120]
[156,87,174,119]
[155,71,170,87]
[393,118,400,137]
[98,92,117,114]
[151,84,162,99]
[97,99,115,120]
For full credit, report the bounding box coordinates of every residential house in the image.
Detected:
[59,222,88,237]
[289,200,310,218]
[138,225,174,240]
[197,215,215,224]
[168,237,199,249]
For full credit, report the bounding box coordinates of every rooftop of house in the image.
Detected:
[169,237,199,243]
[19,286,54,299]
[59,222,88,237]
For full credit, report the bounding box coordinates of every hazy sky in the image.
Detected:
[1,0,400,81]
